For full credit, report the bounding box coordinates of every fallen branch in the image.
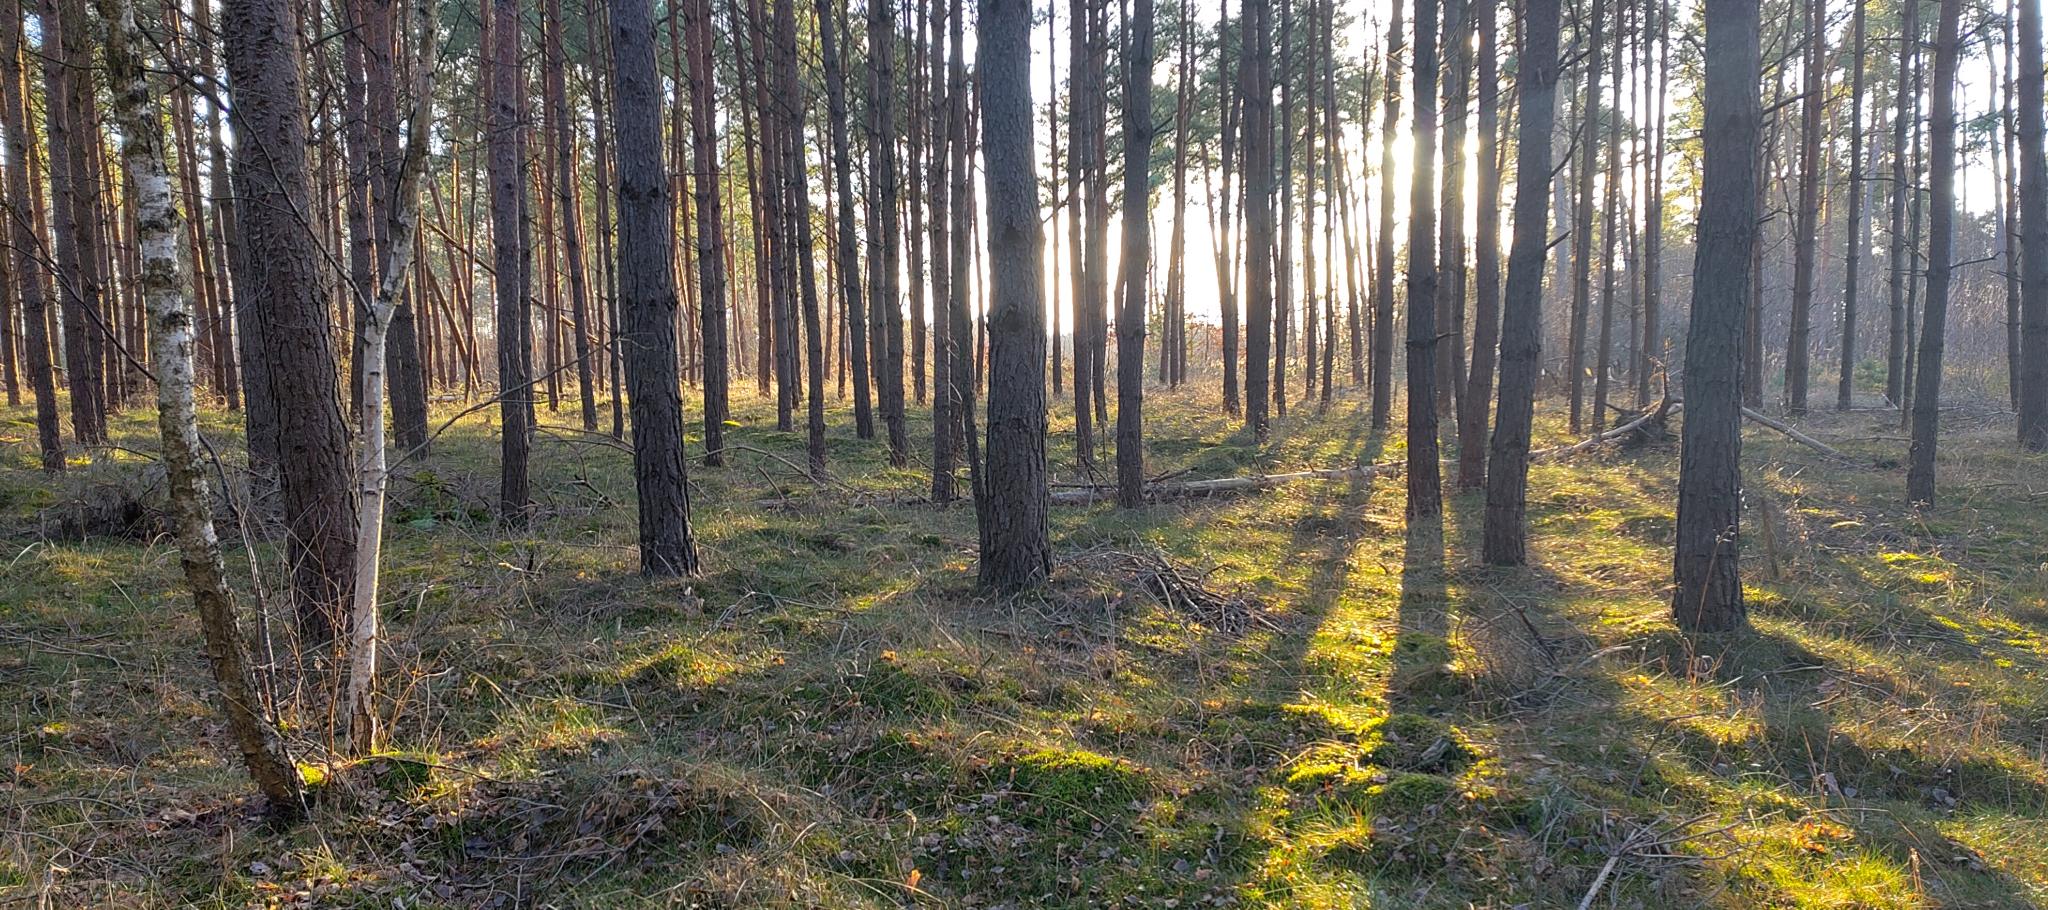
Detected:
[1740,407,1854,462]
[1531,398,1679,462]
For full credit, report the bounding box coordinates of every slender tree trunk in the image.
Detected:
[1885,0,1918,407]
[1456,0,1501,489]
[1565,0,1605,433]
[1785,0,1824,415]
[1370,0,1403,429]
[1480,0,1560,565]
[976,0,1051,591]
[1593,2,1623,432]
[817,0,868,440]
[1905,0,1960,506]
[342,0,436,749]
[870,0,909,466]
[486,0,534,524]
[1436,0,1467,421]
[2015,0,2047,448]
[1836,0,1866,411]
[0,0,59,471]
[931,0,957,501]
[102,0,305,815]
[615,0,702,575]
[1407,0,1443,518]
[1240,0,1273,441]
[1673,0,1760,633]
[1115,0,1154,509]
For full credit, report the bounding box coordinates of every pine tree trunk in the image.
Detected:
[614,0,702,575]
[1240,0,1273,441]
[1673,0,1759,633]
[0,0,59,471]
[1905,0,1961,506]
[1885,0,1918,407]
[486,0,534,525]
[975,0,1051,591]
[1836,0,1867,411]
[817,0,869,440]
[1406,0,1443,519]
[226,0,359,645]
[1115,0,1153,509]
[2014,0,2048,448]
[1565,0,1604,433]
[1785,0,1824,415]
[1456,0,1501,489]
[1369,0,1402,429]
[1480,0,1560,566]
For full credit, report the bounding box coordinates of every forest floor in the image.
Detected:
[3,383,2047,909]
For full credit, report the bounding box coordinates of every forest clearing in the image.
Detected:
[5,389,2047,908]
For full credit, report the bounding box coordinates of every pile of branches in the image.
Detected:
[1070,547,1273,634]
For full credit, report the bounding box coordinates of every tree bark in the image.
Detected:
[2015,0,2047,448]
[1905,0,1960,506]
[0,0,59,471]
[102,0,306,815]
[1456,0,1501,489]
[614,0,703,575]
[1240,0,1273,441]
[1785,0,1824,415]
[1672,0,1759,633]
[1115,0,1153,509]
[1406,0,1443,519]
[975,0,1051,591]
[226,0,359,644]
[1369,0,1403,430]
[486,0,534,524]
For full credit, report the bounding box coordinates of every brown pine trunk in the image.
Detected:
[1566,0,1605,433]
[1836,0,1867,411]
[1,0,56,469]
[486,0,534,524]
[1115,0,1153,509]
[1456,0,1502,489]
[1785,0,1824,415]
[817,0,869,439]
[2015,0,2048,448]
[1673,0,1760,632]
[1481,0,1561,565]
[1905,0,1961,506]
[1369,0,1402,429]
[226,0,358,643]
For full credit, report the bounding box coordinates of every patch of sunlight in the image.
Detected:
[477,697,623,764]
[1744,831,1922,910]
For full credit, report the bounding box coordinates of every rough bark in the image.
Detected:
[1406,0,1443,519]
[486,0,534,524]
[226,0,359,644]
[614,0,702,575]
[1115,0,1154,509]
[1785,0,1824,414]
[975,0,1051,591]
[2016,0,2047,448]
[1456,0,1501,489]
[0,0,59,471]
[102,0,306,815]
[1905,0,1960,506]
[1672,0,1759,633]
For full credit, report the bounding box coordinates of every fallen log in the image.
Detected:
[1739,407,1854,462]
[1531,398,1680,461]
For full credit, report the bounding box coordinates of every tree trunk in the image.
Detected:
[1566,0,1604,433]
[614,0,703,575]
[1885,0,1918,407]
[226,0,359,645]
[1905,0,1960,506]
[1406,0,1442,519]
[1836,0,1866,411]
[1370,0,1403,429]
[817,0,869,441]
[1480,0,1559,566]
[1785,0,1824,415]
[2015,0,2047,448]
[486,0,534,525]
[1672,0,1759,633]
[0,0,59,471]
[1240,0,1273,441]
[102,0,305,816]
[1456,0,1501,489]
[975,0,1051,591]
[1115,0,1154,509]
[545,0,600,433]
[870,0,909,466]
